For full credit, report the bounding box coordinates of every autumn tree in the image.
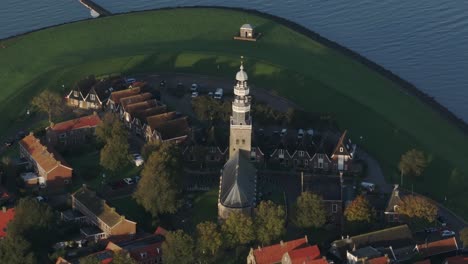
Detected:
[196,221,222,256]
[255,200,286,245]
[31,90,64,126]
[344,195,376,223]
[0,236,36,264]
[221,212,255,247]
[460,227,468,248]
[398,149,427,184]
[398,195,438,222]
[134,143,182,217]
[295,192,327,229]
[98,114,129,173]
[79,255,101,264]
[162,230,195,264]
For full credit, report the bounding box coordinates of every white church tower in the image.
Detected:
[229,60,252,158]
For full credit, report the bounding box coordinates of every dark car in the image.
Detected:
[424,227,438,233]
[160,80,166,87]
[437,215,447,227]
[16,131,26,140]
[4,138,14,147]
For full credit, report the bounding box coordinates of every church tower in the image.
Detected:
[229,60,252,158]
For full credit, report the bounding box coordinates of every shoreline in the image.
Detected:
[1,5,466,133]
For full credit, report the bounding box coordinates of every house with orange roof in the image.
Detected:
[0,207,15,239]
[247,236,328,264]
[415,237,459,259]
[46,113,102,147]
[443,255,468,264]
[19,133,73,188]
[107,87,142,112]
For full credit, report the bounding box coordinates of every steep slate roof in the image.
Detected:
[0,208,15,238]
[73,187,125,228]
[252,237,314,264]
[219,150,256,208]
[331,130,353,158]
[155,117,190,141]
[49,114,101,133]
[415,237,459,258]
[303,175,342,201]
[385,185,403,213]
[19,134,72,172]
[69,76,96,99]
[331,225,414,258]
[120,93,153,109]
[146,112,178,130]
[109,87,141,104]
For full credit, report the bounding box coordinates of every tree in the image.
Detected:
[162,230,195,264]
[79,254,101,264]
[95,112,119,143]
[111,251,138,264]
[295,192,327,229]
[134,143,182,217]
[255,200,286,245]
[344,195,375,223]
[398,149,427,184]
[99,114,129,172]
[191,96,230,124]
[196,221,222,256]
[398,195,438,222]
[31,90,64,125]
[0,236,36,264]
[221,212,255,247]
[460,227,468,248]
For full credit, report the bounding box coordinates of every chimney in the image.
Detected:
[305,235,308,243]
[280,240,284,246]
[2,206,6,213]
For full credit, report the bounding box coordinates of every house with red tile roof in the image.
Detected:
[19,133,73,188]
[415,237,459,258]
[46,113,101,147]
[247,236,327,264]
[443,255,468,264]
[0,207,15,239]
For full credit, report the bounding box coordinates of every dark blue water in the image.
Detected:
[1,0,467,122]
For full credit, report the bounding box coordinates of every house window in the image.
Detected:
[318,159,323,169]
[90,94,95,100]
[305,159,309,166]
[299,151,304,157]
[332,204,338,213]
[210,147,216,153]
[278,149,285,159]
[340,147,344,152]
[59,133,67,139]
[73,91,78,97]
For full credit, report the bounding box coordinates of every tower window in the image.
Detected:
[236,139,239,145]
[242,139,245,144]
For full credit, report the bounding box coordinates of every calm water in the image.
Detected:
[1,0,467,122]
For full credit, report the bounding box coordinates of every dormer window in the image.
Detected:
[90,94,95,101]
[140,252,147,258]
[340,147,344,152]
[73,91,78,97]
[299,151,304,157]
[394,205,399,212]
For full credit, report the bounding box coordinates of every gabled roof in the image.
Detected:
[0,208,15,238]
[146,112,178,130]
[19,134,72,172]
[219,150,256,208]
[331,225,414,258]
[133,106,167,122]
[124,99,159,115]
[241,24,253,30]
[444,255,468,264]
[252,236,309,264]
[70,76,96,99]
[109,87,141,104]
[155,117,190,141]
[385,185,403,213]
[120,93,153,110]
[367,256,391,264]
[72,186,128,229]
[415,237,459,258]
[49,114,101,133]
[331,130,353,158]
[286,245,321,264]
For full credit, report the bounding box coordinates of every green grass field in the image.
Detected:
[0,8,467,217]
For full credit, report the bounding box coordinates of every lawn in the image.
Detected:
[0,8,466,217]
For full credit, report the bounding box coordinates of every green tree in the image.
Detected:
[295,192,327,229]
[111,251,138,264]
[344,195,375,223]
[99,115,129,172]
[96,112,119,143]
[31,90,64,126]
[460,227,468,248]
[134,143,182,217]
[162,230,195,264]
[255,200,286,245]
[191,96,230,124]
[79,254,101,264]
[398,149,427,184]
[196,221,222,256]
[0,236,36,264]
[398,195,438,222]
[221,212,255,247]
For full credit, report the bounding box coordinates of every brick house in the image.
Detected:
[72,186,136,240]
[19,133,73,188]
[414,237,459,260]
[46,113,101,147]
[384,185,404,223]
[247,236,328,264]
[66,76,125,110]
[107,87,143,112]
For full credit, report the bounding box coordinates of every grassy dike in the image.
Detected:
[0,8,466,218]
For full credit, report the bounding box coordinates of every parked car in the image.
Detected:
[123,178,134,185]
[132,154,144,167]
[159,80,166,87]
[133,175,141,183]
[16,131,26,140]
[191,83,199,92]
[297,129,304,139]
[437,215,447,227]
[125,78,136,84]
[4,138,14,147]
[36,196,47,203]
[208,91,214,98]
[191,91,199,98]
[214,88,223,100]
[424,227,438,233]
[177,82,184,89]
[360,182,376,192]
[441,230,455,237]
[280,128,287,137]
